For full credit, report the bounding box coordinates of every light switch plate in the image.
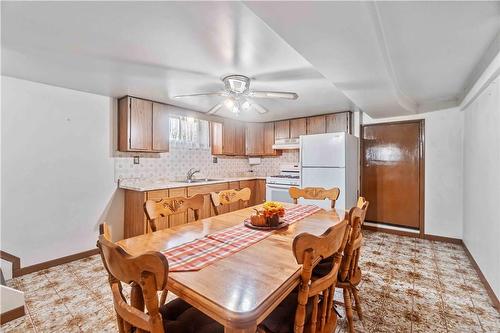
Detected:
[133,156,140,164]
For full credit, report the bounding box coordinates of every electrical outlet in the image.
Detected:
[133,156,140,164]
[212,157,218,163]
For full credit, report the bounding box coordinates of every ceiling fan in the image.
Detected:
[173,74,298,115]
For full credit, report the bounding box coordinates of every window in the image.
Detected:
[169,115,210,149]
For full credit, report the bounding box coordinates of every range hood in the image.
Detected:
[272,138,300,150]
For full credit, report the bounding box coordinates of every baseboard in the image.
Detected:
[0,306,25,325]
[462,243,500,313]
[424,234,462,244]
[362,224,462,244]
[15,248,99,277]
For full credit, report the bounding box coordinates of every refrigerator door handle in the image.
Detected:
[266,184,295,189]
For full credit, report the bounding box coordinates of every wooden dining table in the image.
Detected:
[117,202,346,333]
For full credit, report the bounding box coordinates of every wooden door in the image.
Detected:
[245,123,264,156]
[263,122,277,156]
[307,115,326,134]
[222,119,236,155]
[361,120,424,231]
[274,120,290,140]
[152,103,170,152]
[130,98,153,150]
[290,118,307,138]
[326,112,351,134]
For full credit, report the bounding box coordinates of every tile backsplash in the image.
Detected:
[114,148,299,181]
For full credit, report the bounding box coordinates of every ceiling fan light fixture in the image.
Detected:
[223,75,250,94]
[241,100,251,110]
[224,98,235,108]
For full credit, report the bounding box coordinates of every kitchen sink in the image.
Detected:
[179,178,222,183]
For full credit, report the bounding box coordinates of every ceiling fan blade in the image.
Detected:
[207,103,223,115]
[252,103,268,114]
[248,91,298,100]
[173,91,226,99]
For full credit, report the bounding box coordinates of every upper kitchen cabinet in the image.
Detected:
[211,119,245,156]
[118,96,170,152]
[307,115,326,134]
[326,111,352,134]
[290,118,307,138]
[245,123,265,156]
[274,120,290,140]
[263,122,279,156]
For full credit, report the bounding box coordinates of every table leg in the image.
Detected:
[224,324,257,333]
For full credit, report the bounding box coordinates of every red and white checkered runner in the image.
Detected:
[162,205,322,272]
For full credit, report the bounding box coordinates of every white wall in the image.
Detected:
[362,107,464,239]
[462,78,500,298]
[1,76,123,272]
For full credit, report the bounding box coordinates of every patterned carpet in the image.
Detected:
[2,231,499,332]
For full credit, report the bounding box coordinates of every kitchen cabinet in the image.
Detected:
[255,179,266,204]
[240,180,256,206]
[290,118,307,138]
[307,115,326,134]
[188,183,229,221]
[245,123,265,156]
[274,120,290,140]
[326,112,352,134]
[118,96,170,152]
[211,119,245,156]
[263,122,279,156]
[228,181,241,212]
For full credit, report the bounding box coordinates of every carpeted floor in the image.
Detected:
[2,231,499,332]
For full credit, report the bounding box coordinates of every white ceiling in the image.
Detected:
[2,2,500,120]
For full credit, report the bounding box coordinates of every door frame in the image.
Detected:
[360,119,425,238]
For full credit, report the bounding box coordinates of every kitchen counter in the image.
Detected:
[119,176,267,192]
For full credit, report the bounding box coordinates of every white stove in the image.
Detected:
[266,164,300,202]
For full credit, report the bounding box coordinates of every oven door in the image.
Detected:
[265,184,294,203]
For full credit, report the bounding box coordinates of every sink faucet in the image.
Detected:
[186,168,200,181]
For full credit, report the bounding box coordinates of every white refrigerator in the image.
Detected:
[300,132,359,210]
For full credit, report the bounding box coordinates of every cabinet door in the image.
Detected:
[168,187,187,227]
[290,118,307,138]
[187,183,229,221]
[234,121,246,156]
[326,112,351,133]
[227,181,241,212]
[240,180,256,207]
[211,122,223,155]
[147,190,170,231]
[245,123,264,156]
[255,179,266,204]
[152,103,170,152]
[274,120,290,140]
[263,122,277,156]
[222,119,236,155]
[130,98,153,150]
[307,115,326,134]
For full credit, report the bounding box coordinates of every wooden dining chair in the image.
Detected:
[336,206,366,333]
[144,193,204,232]
[210,187,251,215]
[97,223,223,333]
[289,187,341,209]
[258,218,350,333]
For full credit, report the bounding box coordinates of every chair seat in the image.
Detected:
[260,292,314,333]
[160,298,223,333]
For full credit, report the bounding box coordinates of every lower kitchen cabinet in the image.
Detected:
[123,179,266,238]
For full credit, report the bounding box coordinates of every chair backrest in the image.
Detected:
[292,218,350,333]
[356,196,369,223]
[210,187,251,215]
[97,223,168,333]
[289,187,341,208]
[144,194,204,232]
[339,207,364,283]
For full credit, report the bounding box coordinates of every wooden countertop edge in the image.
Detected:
[119,177,267,192]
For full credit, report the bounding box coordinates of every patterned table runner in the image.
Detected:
[163,205,322,272]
